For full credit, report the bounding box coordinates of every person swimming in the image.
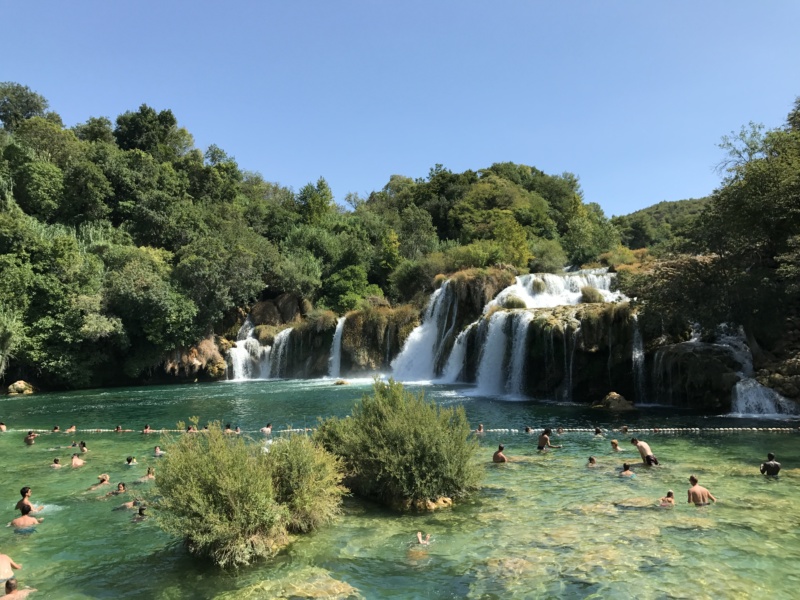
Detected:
[126,456,137,466]
[660,490,675,507]
[416,531,431,545]
[537,429,562,451]
[8,504,43,530]
[587,456,597,467]
[620,463,635,478]
[89,474,111,491]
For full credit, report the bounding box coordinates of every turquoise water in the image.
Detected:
[1,378,799,599]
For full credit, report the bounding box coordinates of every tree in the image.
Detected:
[114,104,193,163]
[0,82,48,132]
[296,177,334,225]
[14,161,64,221]
[73,116,115,144]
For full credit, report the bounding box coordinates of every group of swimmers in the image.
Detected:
[483,423,782,508]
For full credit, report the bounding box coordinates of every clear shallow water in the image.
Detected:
[1,379,799,599]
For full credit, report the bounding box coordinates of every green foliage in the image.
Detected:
[0,305,23,377]
[580,286,604,304]
[314,380,482,508]
[528,237,567,273]
[0,82,48,132]
[14,161,63,220]
[597,245,636,269]
[502,295,527,309]
[296,177,334,225]
[155,422,344,568]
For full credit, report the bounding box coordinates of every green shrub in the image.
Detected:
[531,278,546,294]
[502,295,527,309]
[528,237,567,273]
[580,286,605,304]
[154,421,344,568]
[314,380,481,509]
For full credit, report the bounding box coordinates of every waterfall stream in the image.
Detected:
[632,314,646,403]
[475,311,510,396]
[227,317,271,380]
[327,317,346,378]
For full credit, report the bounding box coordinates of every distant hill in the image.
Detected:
[611,197,710,249]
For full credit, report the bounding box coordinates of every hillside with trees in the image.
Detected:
[0,82,622,390]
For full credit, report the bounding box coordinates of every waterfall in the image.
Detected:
[731,378,798,415]
[487,269,625,311]
[269,328,293,378]
[392,281,456,381]
[327,317,346,378]
[632,314,646,403]
[475,311,510,396]
[566,323,580,402]
[439,326,470,383]
[507,311,534,395]
[228,317,271,380]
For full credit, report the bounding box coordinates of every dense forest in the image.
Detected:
[1,82,798,393]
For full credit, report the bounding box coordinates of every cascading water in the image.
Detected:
[439,326,471,383]
[488,269,624,311]
[731,379,798,415]
[474,311,510,396]
[632,314,646,403]
[327,317,346,378]
[392,282,456,381]
[228,317,271,380]
[507,311,534,396]
[269,328,293,378]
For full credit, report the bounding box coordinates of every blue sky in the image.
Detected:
[3,1,799,216]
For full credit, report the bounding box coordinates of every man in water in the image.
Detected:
[4,578,37,598]
[52,425,60,433]
[0,551,22,582]
[760,453,781,477]
[142,424,151,434]
[15,488,42,514]
[0,422,6,432]
[65,425,76,433]
[89,474,111,491]
[51,458,61,469]
[660,490,675,507]
[23,431,37,446]
[260,423,272,435]
[71,453,85,468]
[587,456,597,467]
[687,475,717,506]
[537,428,562,452]
[132,506,148,523]
[493,444,508,463]
[475,423,484,434]
[631,438,659,465]
[619,463,635,478]
[126,456,137,466]
[8,504,43,529]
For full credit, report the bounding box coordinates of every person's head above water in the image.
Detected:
[768,452,776,461]
[623,463,631,471]
[126,456,135,464]
[543,428,552,435]
[138,506,147,516]
[689,475,699,485]
[19,503,33,516]
[588,456,596,464]
[630,438,639,445]
[595,427,602,434]
[20,486,31,498]
[498,444,504,451]
[53,458,60,464]
[98,473,109,482]
[666,490,674,498]
[117,482,126,492]
[6,578,19,593]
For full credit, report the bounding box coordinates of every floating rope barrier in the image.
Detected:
[5,426,799,435]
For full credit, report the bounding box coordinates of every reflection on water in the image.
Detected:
[0,380,799,599]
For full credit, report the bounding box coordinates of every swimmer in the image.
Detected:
[8,505,43,529]
[631,438,658,466]
[224,423,233,434]
[688,475,716,506]
[126,456,137,466]
[416,531,431,545]
[475,423,484,434]
[15,487,43,514]
[610,439,622,452]
[154,445,165,457]
[619,463,636,478]
[65,425,76,433]
[0,552,22,582]
[23,431,37,446]
[660,490,675,507]
[114,425,122,433]
[537,428,562,451]
[137,467,155,483]
[234,426,241,434]
[132,506,148,523]
[587,456,597,467]
[620,425,629,433]
[760,453,781,477]
[71,453,85,468]
[89,474,110,491]
[556,427,564,434]
[0,422,6,432]
[114,498,142,511]
[524,426,533,433]
[142,424,151,434]
[51,458,62,469]
[52,425,60,433]
[106,482,127,497]
[4,578,37,598]
[79,441,88,453]
[493,444,509,463]
[594,427,603,436]
[260,423,272,435]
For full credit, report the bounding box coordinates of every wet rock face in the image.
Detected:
[593,391,635,411]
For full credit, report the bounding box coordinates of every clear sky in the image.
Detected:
[3,1,799,216]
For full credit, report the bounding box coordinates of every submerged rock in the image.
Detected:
[216,566,362,599]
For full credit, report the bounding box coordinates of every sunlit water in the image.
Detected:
[1,379,799,599]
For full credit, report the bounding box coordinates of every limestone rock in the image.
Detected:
[592,391,635,411]
[7,380,34,395]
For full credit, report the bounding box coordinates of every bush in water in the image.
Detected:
[154,421,344,567]
[314,380,482,509]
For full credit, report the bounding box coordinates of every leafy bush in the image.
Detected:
[580,286,605,304]
[502,295,527,309]
[314,380,481,509]
[528,237,567,273]
[155,422,344,567]
[598,244,636,269]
